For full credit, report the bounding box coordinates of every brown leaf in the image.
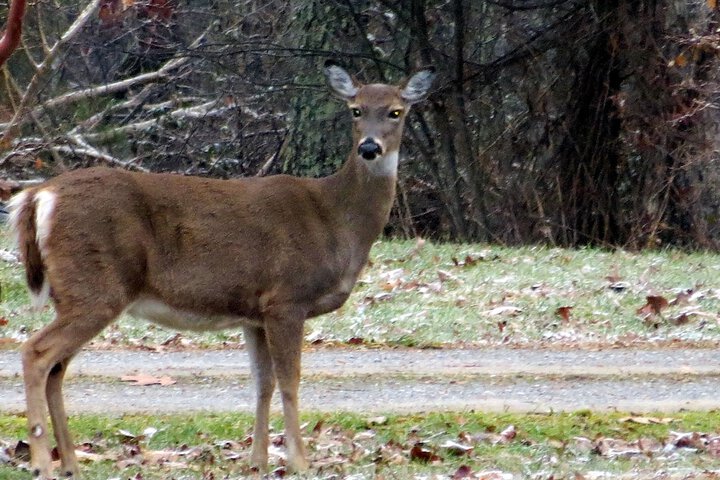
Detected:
[452,465,473,479]
[594,437,642,457]
[636,295,669,316]
[670,290,693,306]
[672,431,706,449]
[347,337,364,345]
[451,253,490,267]
[311,419,324,435]
[120,373,176,386]
[671,312,691,325]
[409,442,441,463]
[0,317,8,326]
[709,0,718,10]
[555,306,573,323]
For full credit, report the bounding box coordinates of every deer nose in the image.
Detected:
[358,139,383,160]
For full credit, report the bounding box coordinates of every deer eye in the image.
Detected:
[351,108,362,118]
[388,109,403,119]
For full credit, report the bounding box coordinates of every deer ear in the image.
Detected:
[401,67,436,104]
[324,60,359,101]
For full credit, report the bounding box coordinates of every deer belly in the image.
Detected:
[126,298,258,331]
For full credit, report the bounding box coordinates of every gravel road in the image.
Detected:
[1,347,719,414]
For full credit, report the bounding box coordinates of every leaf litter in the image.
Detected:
[5,415,720,479]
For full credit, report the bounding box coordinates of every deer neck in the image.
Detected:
[323,151,398,245]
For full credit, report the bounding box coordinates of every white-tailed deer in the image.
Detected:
[8,61,434,478]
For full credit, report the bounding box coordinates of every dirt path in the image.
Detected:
[1,347,719,414]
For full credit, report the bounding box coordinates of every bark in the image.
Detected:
[556,0,624,246]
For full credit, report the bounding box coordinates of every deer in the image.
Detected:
[7,60,435,479]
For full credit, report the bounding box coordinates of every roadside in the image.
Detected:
[1,347,719,414]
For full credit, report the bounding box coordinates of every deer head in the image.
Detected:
[324,61,435,176]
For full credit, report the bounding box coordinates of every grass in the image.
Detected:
[3,229,720,477]
[2,410,720,479]
[2,227,720,348]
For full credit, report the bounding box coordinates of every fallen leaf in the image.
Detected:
[674,53,688,67]
[452,464,473,479]
[497,425,516,444]
[451,253,492,267]
[486,306,522,316]
[440,440,473,455]
[594,437,642,457]
[346,337,364,345]
[409,442,441,463]
[437,270,459,283]
[707,436,720,457]
[0,317,8,326]
[367,416,388,426]
[671,312,692,325]
[671,431,706,449]
[555,306,573,323]
[608,281,630,292]
[477,471,514,480]
[13,440,30,461]
[120,373,176,386]
[619,416,675,425]
[636,295,669,316]
[670,289,693,306]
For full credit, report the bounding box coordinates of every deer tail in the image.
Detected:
[8,189,54,309]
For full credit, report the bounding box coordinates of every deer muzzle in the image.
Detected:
[358,139,383,160]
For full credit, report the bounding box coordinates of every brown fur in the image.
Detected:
[11,63,434,479]
[14,196,44,294]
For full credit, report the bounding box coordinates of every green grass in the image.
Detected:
[2,411,720,479]
[2,227,720,348]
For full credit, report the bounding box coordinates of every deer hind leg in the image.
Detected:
[243,325,276,471]
[46,356,77,477]
[263,308,309,472]
[22,306,120,479]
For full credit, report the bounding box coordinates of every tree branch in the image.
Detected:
[0,0,27,67]
[0,0,102,148]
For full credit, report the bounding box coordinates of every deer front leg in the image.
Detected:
[243,325,276,471]
[263,308,309,472]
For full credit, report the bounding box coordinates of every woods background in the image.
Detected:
[0,0,719,249]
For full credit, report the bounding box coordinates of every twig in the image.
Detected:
[0,0,102,148]
[0,0,27,67]
[66,134,149,171]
